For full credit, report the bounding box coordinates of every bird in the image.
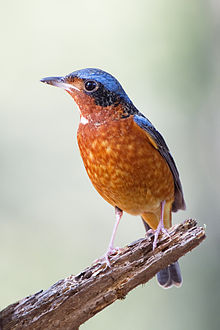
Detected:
[41,68,186,288]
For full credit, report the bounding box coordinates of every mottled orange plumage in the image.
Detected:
[77,114,174,229]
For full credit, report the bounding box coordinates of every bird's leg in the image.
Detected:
[104,206,123,267]
[152,200,168,250]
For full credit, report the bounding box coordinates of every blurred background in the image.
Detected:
[0,0,220,329]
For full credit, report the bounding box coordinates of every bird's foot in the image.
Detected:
[104,246,120,267]
[151,200,170,250]
[94,246,120,267]
[152,224,170,250]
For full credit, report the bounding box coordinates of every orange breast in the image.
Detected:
[77,116,174,217]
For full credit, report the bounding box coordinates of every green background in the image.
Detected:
[1,1,219,329]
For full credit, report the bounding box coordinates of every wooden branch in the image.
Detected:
[0,219,205,330]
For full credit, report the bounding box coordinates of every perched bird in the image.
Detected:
[41,68,186,288]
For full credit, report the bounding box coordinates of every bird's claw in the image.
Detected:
[104,246,120,267]
[93,247,120,267]
[152,226,170,250]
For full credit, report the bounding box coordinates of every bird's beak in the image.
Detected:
[40,76,80,92]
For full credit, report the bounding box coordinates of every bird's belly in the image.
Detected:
[77,119,174,215]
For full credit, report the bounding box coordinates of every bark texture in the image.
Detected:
[0,219,206,330]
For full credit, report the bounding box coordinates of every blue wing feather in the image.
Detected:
[133,114,186,212]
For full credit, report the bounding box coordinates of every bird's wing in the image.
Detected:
[133,114,186,212]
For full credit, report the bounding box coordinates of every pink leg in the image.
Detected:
[153,200,168,250]
[104,206,123,266]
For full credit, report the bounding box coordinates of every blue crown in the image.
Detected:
[67,68,131,103]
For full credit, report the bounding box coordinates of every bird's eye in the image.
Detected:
[84,80,98,92]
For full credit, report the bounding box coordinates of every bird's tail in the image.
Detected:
[156,261,182,288]
[141,217,182,288]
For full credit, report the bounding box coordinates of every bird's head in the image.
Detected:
[41,68,137,123]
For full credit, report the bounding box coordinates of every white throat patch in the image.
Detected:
[80,116,89,125]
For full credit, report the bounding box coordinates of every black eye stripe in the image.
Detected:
[82,80,139,115]
[84,80,98,92]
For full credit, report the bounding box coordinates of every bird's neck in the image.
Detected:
[77,99,139,126]
[68,90,139,125]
